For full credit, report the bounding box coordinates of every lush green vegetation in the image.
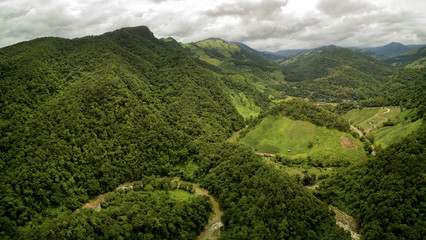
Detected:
[179,38,285,118]
[0,26,358,239]
[344,106,424,147]
[196,143,350,239]
[372,119,423,147]
[25,185,211,239]
[249,99,351,133]
[1,24,425,240]
[343,107,400,132]
[316,124,426,239]
[238,99,366,167]
[384,46,426,67]
[359,68,426,113]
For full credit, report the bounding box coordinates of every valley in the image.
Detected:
[0,26,424,240]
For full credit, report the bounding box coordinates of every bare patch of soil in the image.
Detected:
[340,136,358,149]
[329,205,361,240]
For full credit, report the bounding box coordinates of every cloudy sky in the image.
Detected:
[1,0,425,51]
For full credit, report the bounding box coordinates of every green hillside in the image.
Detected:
[179,38,285,118]
[0,26,349,239]
[277,46,395,101]
[317,124,426,239]
[372,119,422,147]
[359,68,426,111]
[343,107,401,132]
[384,46,426,67]
[343,106,423,147]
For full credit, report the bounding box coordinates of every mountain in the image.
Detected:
[277,46,395,101]
[179,38,285,118]
[0,26,245,237]
[364,42,409,57]
[272,49,310,58]
[384,46,426,68]
[0,26,348,239]
[232,41,279,60]
[182,38,278,70]
[359,67,426,109]
[349,48,389,61]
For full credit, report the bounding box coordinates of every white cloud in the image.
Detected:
[0,0,425,50]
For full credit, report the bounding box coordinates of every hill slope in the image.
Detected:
[278,46,395,101]
[365,42,409,57]
[317,124,426,239]
[180,38,286,118]
[384,46,426,68]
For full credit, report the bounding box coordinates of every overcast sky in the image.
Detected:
[1,0,426,51]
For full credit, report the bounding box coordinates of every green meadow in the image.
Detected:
[345,107,422,147]
[343,107,400,132]
[239,116,366,166]
[371,119,423,147]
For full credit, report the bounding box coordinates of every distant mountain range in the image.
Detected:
[266,42,426,59]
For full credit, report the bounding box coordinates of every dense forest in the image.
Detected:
[25,177,212,239]
[0,26,244,238]
[316,124,425,239]
[196,143,350,239]
[277,46,395,101]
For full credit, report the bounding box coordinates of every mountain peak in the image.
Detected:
[105,26,156,40]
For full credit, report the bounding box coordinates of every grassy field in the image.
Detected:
[371,119,423,148]
[168,189,195,201]
[239,116,367,166]
[231,95,260,119]
[343,107,400,132]
[345,107,422,147]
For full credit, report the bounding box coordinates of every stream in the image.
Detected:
[80,179,223,240]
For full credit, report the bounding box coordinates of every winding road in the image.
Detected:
[80,179,223,240]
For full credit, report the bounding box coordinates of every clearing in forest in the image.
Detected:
[239,116,366,166]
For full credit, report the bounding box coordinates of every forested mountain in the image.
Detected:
[0,26,351,239]
[271,49,309,58]
[232,41,280,60]
[364,42,410,57]
[316,124,426,239]
[359,68,426,113]
[0,26,245,237]
[384,46,426,68]
[277,46,395,101]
